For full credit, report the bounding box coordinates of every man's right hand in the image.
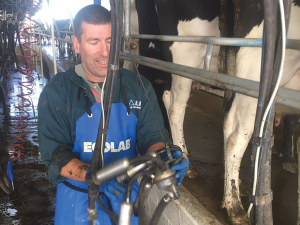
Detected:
[101,179,126,201]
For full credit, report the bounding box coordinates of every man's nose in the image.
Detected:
[100,43,110,57]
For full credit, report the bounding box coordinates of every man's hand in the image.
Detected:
[161,151,189,187]
[60,158,90,182]
[170,151,189,187]
[101,179,126,201]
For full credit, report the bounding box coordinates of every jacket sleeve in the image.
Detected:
[38,84,79,184]
[136,80,172,155]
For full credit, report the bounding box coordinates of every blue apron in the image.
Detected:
[55,102,139,225]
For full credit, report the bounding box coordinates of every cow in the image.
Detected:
[135,0,221,159]
[53,19,77,60]
[134,0,300,224]
[222,1,300,224]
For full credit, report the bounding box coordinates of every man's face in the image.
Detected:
[72,22,111,82]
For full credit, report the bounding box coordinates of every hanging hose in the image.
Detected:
[9,0,40,160]
[1,0,41,195]
[86,0,123,223]
[149,194,171,225]
[248,0,292,223]
[137,176,152,225]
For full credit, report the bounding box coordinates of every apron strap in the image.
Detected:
[119,72,131,116]
[84,93,92,117]
[63,181,116,225]
[63,181,104,194]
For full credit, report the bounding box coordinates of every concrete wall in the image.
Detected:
[145,185,222,225]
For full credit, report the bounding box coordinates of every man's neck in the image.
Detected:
[82,64,106,83]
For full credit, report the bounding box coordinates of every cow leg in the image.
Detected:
[163,75,192,158]
[222,93,254,225]
[282,115,299,174]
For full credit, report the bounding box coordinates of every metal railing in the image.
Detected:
[121,52,300,110]
[37,13,300,111]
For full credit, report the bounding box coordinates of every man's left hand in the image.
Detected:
[161,151,189,187]
[171,151,189,187]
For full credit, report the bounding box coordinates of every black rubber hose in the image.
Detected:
[269,0,292,92]
[125,171,147,204]
[149,194,170,225]
[252,0,277,137]
[129,155,166,171]
[95,197,119,224]
[250,1,293,224]
[156,145,183,166]
[90,0,123,173]
[87,0,123,223]
[137,176,152,225]
[250,0,277,222]
[129,155,152,165]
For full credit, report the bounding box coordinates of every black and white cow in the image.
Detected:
[136,0,221,158]
[54,19,76,59]
[223,1,300,224]
[134,0,300,224]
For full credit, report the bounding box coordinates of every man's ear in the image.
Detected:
[72,35,80,54]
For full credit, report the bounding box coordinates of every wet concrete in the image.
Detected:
[0,65,56,224]
[184,90,300,225]
[0,45,299,224]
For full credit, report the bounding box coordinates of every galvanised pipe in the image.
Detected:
[131,34,300,49]
[38,26,44,88]
[50,19,57,75]
[120,52,300,110]
[204,44,214,70]
[124,0,131,41]
[38,33,300,50]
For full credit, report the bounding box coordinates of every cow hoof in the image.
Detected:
[227,207,250,225]
[228,214,250,225]
[186,164,198,178]
[283,162,298,174]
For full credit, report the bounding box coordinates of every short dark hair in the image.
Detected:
[74,5,111,42]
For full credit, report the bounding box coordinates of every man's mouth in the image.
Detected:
[97,60,108,65]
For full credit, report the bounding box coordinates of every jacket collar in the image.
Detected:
[69,67,123,104]
[69,68,95,103]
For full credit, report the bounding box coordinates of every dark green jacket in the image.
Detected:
[38,67,171,184]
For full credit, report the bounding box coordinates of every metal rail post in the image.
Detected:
[39,26,44,87]
[35,25,38,72]
[204,44,214,70]
[68,11,74,32]
[124,0,131,42]
[51,19,57,75]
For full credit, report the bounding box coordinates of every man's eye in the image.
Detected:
[90,42,97,45]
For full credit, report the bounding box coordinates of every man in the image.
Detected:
[38,5,188,225]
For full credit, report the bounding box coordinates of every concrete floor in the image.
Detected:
[183,90,299,225]
[0,66,56,224]
[0,45,299,224]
